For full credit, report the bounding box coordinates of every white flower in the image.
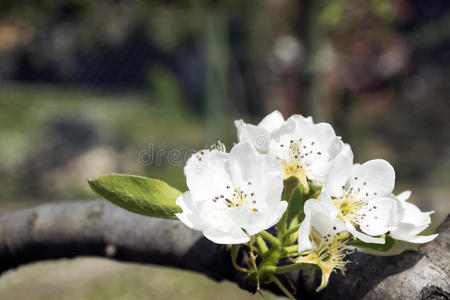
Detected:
[298,198,347,253]
[390,191,438,243]
[296,199,350,291]
[267,115,347,192]
[235,112,344,192]
[234,110,286,153]
[322,159,403,244]
[175,141,288,244]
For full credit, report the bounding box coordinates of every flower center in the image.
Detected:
[333,188,365,224]
[211,182,258,212]
[226,187,247,208]
[279,140,312,193]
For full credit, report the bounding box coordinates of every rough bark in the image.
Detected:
[0,200,448,299]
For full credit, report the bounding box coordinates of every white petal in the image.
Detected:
[199,201,234,232]
[186,165,232,203]
[390,200,435,239]
[359,196,401,236]
[323,148,353,197]
[259,154,284,204]
[391,233,438,244]
[229,142,283,205]
[351,163,361,174]
[318,190,340,218]
[396,190,411,202]
[264,200,289,231]
[298,199,346,252]
[345,222,385,244]
[234,119,244,139]
[391,222,428,239]
[258,110,285,132]
[306,161,334,183]
[286,114,314,130]
[185,149,229,179]
[235,120,271,153]
[311,211,347,236]
[175,192,205,230]
[340,143,354,161]
[298,122,339,157]
[203,227,250,244]
[229,141,260,179]
[350,159,395,201]
[401,202,433,228]
[298,207,314,253]
[267,120,297,158]
[229,142,270,186]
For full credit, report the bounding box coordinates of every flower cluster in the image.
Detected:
[176,111,437,297]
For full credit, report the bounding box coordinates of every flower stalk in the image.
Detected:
[277,176,300,238]
[267,274,296,300]
[259,230,281,248]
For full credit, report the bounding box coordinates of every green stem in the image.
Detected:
[256,235,269,255]
[277,177,300,238]
[230,245,248,273]
[281,253,301,259]
[283,245,298,254]
[284,224,300,237]
[247,240,255,255]
[267,273,296,300]
[271,263,307,274]
[256,246,281,279]
[247,240,259,274]
[259,231,281,248]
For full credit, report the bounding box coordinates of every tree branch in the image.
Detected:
[0,200,448,299]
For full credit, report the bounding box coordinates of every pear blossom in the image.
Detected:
[175,141,287,244]
[267,115,348,192]
[322,159,403,244]
[235,112,347,192]
[234,110,286,153]
[296,199,350,291]
[390,191,438,243]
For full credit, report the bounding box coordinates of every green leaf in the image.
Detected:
[349,236,396,252]
[286,185,310,227]
[88,174,182,219]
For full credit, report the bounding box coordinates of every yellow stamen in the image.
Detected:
[280,141,309,193]
[226,187,247,207]
[296,233,349,291]
[333,190,365,224]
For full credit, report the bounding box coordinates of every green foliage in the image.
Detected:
[147,65,184,120]
[319,2,342,27]
[88,174,182,219]
[286,185,310,227]
[349,236,396,252]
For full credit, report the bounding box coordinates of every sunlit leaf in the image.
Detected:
[88,174,182,219]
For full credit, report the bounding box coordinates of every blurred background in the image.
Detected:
[0,0,449,299]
